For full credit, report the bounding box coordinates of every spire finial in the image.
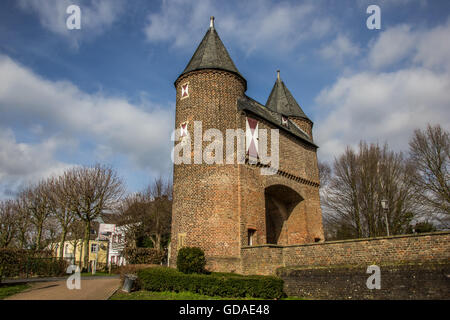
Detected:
[210,16,215,29]
[277,70,280,81]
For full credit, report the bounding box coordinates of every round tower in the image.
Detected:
[169,17,246,271]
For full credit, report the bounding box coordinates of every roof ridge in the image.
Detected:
[176,17,245,87]
[265,71,310,120]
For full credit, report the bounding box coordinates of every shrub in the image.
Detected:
[0,249,68,279]
[113,264,158,285]
[137,267,285,299]
[122,248,164,265]
[176,247,206,274]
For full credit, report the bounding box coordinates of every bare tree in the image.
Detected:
[409,124,449,227]
[13,198,32,249]
[116,177,172,251]
[20,181,52,250]
[115,193,149,250]
[0,200,18,248]
[42,216,61,252]
[324,142,421,240]
[318,161,332,188]
[64,164,124,269]
[67,219,86,267]
[47,175,77,258]
[146,178,172,250]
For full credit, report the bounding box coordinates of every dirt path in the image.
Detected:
[5,278,121,300]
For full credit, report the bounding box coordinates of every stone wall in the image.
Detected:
[241,231,450,275]
[277,262,450,300]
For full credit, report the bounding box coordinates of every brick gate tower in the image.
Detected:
[170,17,324,273]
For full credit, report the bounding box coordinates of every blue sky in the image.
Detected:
[0,0,449,198]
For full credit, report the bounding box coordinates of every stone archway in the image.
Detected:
[265,185,303,244]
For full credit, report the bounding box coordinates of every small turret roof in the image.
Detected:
[177,17,246,86]
[265,71,310,120]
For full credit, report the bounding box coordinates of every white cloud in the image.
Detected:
[0,127,73,198]
[319,34,361,65]
[368,25,416,69]
[368,20,450,71]
[17,0,124,47]
[315,68,450,163]
[315,18,450,164]
[0,55,174,194]
[144,0,334,55]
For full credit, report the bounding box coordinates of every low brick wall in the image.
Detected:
[277,262,450,300]
[241,245,284,275]
[206,256,242,273]
[241,231,450,275]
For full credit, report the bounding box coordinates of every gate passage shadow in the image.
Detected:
[265,185,303,245]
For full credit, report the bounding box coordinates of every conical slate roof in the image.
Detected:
[265,71,309,120]
[178,17,245,84]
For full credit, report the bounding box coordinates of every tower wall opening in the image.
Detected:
[265,184,303,245]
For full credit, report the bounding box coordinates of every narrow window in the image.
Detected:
[248,229,256,246]
[178,233,186,249]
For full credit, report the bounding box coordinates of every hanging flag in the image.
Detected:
[246,117,258,160]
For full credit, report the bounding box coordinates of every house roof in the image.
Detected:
[265,71,310,120]
[237,95,317,148]
[177,17,246,88]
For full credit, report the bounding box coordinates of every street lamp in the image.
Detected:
[381,199,390,236]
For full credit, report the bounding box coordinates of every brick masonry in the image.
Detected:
[169,67,324,273]
[278,262,450,300]
[241,231,450,275]
[242,231,450,299]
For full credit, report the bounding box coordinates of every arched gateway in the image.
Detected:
[170,17,324,273]
[265,185,303,245]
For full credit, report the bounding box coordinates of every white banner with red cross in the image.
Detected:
[246,117,258,161]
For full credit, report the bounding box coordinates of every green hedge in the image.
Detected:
[0,249,68,279]
[176,247,206,274]
[137,267,285,299]
[122,248,164,265]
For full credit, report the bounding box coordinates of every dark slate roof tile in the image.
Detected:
[178,17,246,86]
[265,71,310,120]
[237,95,317,148]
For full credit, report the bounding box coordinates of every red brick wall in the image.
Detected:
[278,263,450,300]
[237,114,323,250]
[170,70,245,272]
[289,117,313,139]
[241,231,450,275]
[170,68,324,273]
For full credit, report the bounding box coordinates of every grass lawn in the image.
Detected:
[0,283,31,300]
[110,290,305,300]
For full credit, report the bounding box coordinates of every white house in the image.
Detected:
[98,223,127,266]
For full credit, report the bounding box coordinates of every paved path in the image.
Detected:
[5,278,121,300]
